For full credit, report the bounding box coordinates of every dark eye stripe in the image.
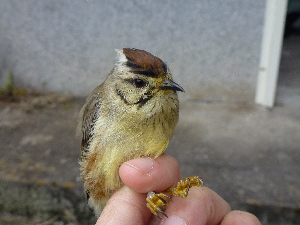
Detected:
[131,69,156,77]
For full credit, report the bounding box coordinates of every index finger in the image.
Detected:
[159,187,231,225]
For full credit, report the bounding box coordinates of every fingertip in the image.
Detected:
[164,186,231,225]
[221,210,262,225]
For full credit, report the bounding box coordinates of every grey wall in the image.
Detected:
[0,1,265,101]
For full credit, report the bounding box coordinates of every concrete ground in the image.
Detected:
[0,37,299,225]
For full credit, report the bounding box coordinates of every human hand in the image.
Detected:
[96,154,261,225]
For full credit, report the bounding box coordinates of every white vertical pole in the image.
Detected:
[255,0,288,107]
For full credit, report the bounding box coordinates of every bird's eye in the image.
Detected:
[134,78,146,88]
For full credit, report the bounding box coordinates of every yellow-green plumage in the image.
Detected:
[78,48,184,216]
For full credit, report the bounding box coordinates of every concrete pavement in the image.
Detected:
[0,93,299,225]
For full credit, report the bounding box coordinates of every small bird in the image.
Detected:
[78,48,203,217]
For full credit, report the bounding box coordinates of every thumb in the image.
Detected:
[95,185,151,225]
[96,154,181,224]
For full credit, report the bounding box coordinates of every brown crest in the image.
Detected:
[122,48,168,78]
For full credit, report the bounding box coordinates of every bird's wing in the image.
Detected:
[77,85,102,160]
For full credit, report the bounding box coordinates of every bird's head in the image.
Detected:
[111,48,184,107]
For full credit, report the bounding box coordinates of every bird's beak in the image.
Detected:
[158,78,185,92]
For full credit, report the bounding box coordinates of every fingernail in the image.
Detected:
[124,157,154,176]
[161,215,186,225]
